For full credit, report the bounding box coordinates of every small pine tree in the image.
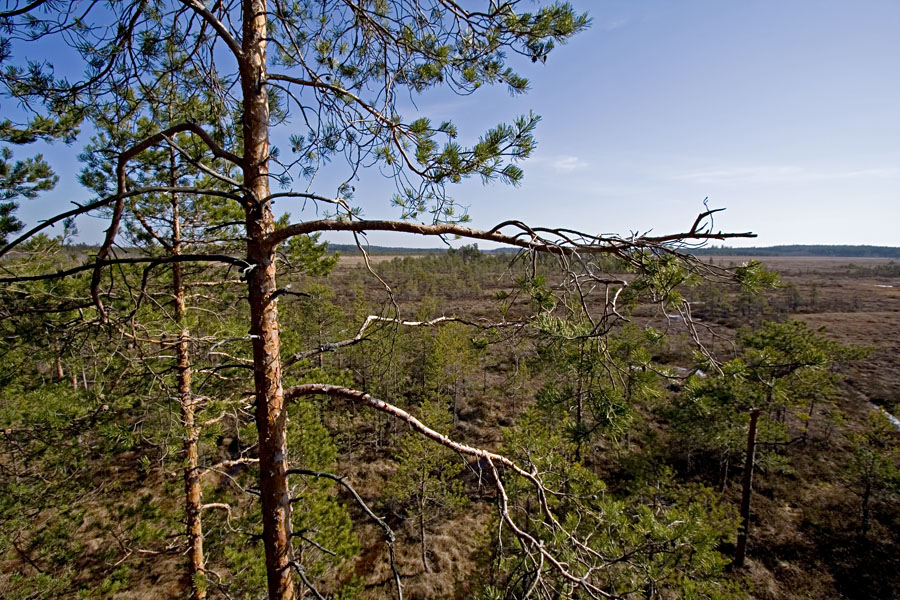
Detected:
[385,398,467,573]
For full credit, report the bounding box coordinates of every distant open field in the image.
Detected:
[739,256,899,414]
[703,254,899,274]
[338,253,900,271]
[335,253,426,266]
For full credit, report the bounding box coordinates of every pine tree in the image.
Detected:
[385,398,467,573]
[0,3,756,598]
[674,320,863,567]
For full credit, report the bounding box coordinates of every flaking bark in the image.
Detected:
[171,143,207,599]
[240,2,296,598]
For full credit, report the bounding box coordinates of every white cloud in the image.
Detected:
[549,155,589,173]
[671,165,900,185]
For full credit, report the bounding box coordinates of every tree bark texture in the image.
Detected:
[172,146,207,599]
[53,342,64,380]
[734,408,761,568]
[241,2,296,599]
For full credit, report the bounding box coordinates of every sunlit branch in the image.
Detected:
[267,215,756,253]
[285,383,620,599]
[283,314,522,368]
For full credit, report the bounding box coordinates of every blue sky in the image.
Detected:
[9,0,900,248]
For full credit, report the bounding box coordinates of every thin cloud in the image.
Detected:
[550,155,589,172]
[671,165,900,185]
[598,17,629,31]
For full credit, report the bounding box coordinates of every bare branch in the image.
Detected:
[200,458,259,477]
[284,384,622,598]
[289,561,326,600]
[0,254,251,284]
[283,314,520,368]
[286,468,403,600]
[267,215,756,253]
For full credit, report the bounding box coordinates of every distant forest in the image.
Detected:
[689,245,900,258]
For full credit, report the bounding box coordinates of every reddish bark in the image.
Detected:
[240,2,296,598]
[172,144,207,598]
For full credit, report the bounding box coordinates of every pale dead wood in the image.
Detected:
[285,384,623,599]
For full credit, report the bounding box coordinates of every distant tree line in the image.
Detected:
[299,243,900,259]
[691,245,900,258]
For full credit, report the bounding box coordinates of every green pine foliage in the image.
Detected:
[486,409,744,599]
[844,412,900,536]
[535,323,664,458]
[384,397,468,570]
[0,148,57,242]
[2,1,897,598]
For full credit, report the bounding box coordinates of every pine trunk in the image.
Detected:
[54,342,64,380]
[177,278,205,598]
[419,477,430,573]
[734,408,761,568]
[719,455,729,493]
[172,148,206,599]
[241,3,296,598]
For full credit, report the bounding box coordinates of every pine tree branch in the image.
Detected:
[178,0,244,61]
[283,314,522,368]
[0,186,241,258]
[267,215,756,254]
[0,1,50,19]
[0,254,251,284]
[200,458,259,476]
[86,124,243,319]
[284,384,620,599]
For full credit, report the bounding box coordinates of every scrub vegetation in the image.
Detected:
[0,2,897,599]
[3,247,898,599]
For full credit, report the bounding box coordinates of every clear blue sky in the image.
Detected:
[9,0,900,248]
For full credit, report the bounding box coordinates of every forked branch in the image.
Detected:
[268,214,755,255]
[284,384,620,599]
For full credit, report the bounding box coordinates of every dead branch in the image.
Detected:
[267,214,755,253]
[283,314,522,368]
[287,468,404,600]
[284,384,621,599]
[200,458,259,477]
[289,561,327,600]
